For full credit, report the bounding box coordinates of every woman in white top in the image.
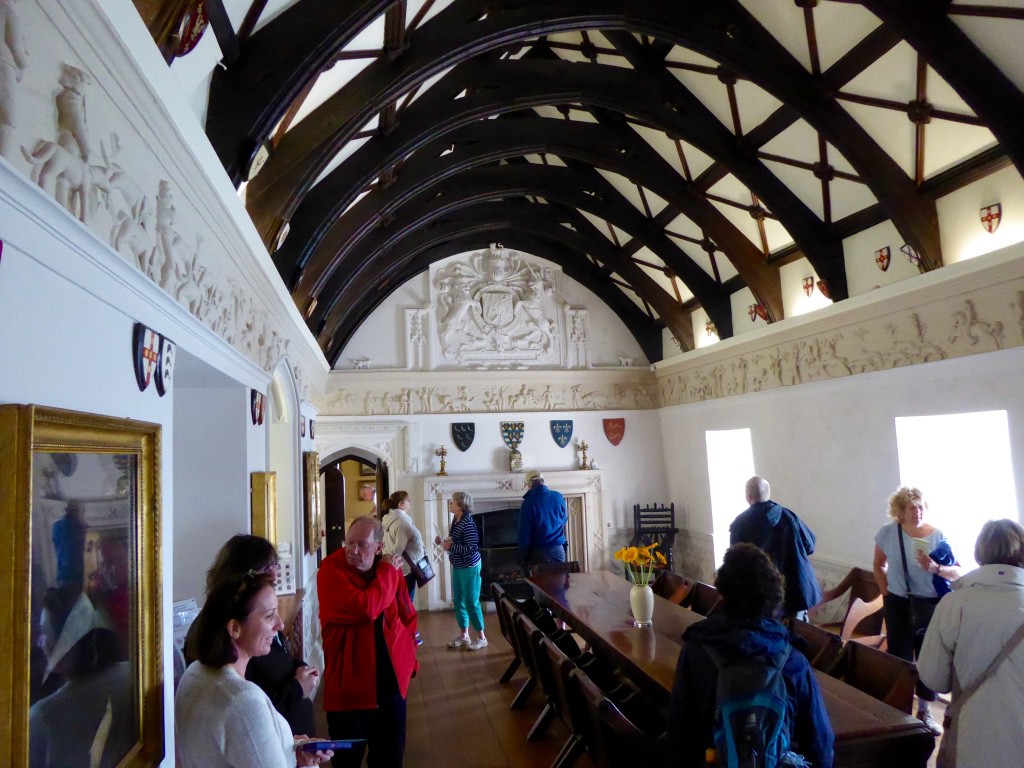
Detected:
[381,490,427,600]
[872,486,961,735]
[175,572,333,768]
[919,519,1024,768]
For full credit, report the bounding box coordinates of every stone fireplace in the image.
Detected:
[418,470,606,610]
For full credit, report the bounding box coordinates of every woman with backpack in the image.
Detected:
[668,543,834,768]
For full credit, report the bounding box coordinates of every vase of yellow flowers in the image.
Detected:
[614,542,667,627]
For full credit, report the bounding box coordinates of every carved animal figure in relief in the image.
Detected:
[349,358,372,369]
[617,356,633,367]
[949,299,1005,350]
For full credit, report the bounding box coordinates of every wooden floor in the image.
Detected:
[315,608,596,768]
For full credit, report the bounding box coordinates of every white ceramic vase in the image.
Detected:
[629,583,654,627]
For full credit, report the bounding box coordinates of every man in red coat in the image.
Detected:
[318,515,418,768]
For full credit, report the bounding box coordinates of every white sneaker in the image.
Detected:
[467,637,489,651]
[448,636,471,648]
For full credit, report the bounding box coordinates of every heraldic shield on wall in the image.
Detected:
[550,420,573,448]
[432,245,561,367]
[603,418,625,446]
[501,421,525,472]
[451,423,475,452]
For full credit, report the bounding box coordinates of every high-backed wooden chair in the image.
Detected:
[514,611,558,738]
[810,567,884,642]
[501,597,538,708]
[492,583,522,683]
[831,639,918,714]
[569,668,667,768]
[688,581,722,616]
[539,636,589,768]
[651,570,694,605]
[789,619,844,673]
[631,503,679,570]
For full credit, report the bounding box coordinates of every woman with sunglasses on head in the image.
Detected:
[185,535,318,736]
[176,572,333,767]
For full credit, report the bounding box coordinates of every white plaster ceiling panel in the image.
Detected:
[733,80,784,134]
[825,142,858,177]
[663,46,720,70]
[738,0,813,71]
[548,33,587,63]
[925,66,977,115]
[671,242,717,283]
[842,101,916,179]
[545,154,568,168]
[578,210,616,243]
[760,121,823,165]
[953,10,1024,93]
[310,137,369,189]
[532,105,562,121]
[410,0,456,29]
[706,174,757,208]
[811,2,883,72]
[716,254,740,284]
[290,58,376,131]
[632,125,688,173]
[669,69,737,135]
[714,197,773,255]
[248,0,302,33]
[844,41,919,103]
[637,261,674,296]
[761,159,825,220]
[762,217,795,254]
[664,212,704,244]
[643,188,670,219]
[829,177,881,223]
[617,278,650,312]
[595,169,645,215]
[924,123,998,180]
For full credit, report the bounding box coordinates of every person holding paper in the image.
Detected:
[872,486,961,736]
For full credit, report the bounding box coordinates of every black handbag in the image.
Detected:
[897,529,938,637]
[403,551,435,588]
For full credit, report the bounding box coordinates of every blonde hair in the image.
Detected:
[887,486,925,521]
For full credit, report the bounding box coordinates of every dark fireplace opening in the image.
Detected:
[472,507,529,601]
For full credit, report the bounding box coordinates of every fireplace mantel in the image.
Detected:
[418,470,606,610]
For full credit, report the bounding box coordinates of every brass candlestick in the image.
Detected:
[577,440,590,470]
[435,445,448,476]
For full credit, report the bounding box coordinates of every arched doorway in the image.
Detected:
[319,451,389,555]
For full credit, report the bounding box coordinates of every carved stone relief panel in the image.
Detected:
[0,1,305,384]
[432,244,563,368]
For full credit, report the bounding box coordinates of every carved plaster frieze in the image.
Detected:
[313,369,657,416]
[658,261,1024,408]
[0,2,318,390]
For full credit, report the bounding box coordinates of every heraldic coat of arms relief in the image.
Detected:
[432,245,562,367]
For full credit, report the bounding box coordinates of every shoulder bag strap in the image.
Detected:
[896,525,915,596]
[948,618,1024,716]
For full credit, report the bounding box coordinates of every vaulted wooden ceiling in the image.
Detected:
[147,0,1024,366]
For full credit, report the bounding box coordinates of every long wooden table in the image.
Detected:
[529,570,934,768]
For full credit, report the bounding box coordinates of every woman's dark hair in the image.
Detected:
[205,535,277,593]
[715,543,785,620]
[383,490,410,513]
[192,572,275,667]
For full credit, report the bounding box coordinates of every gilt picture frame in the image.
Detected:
[303,451,322,555]
[0,405,164,767]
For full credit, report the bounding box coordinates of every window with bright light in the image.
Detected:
[706,429,755,567]
[895,411,1018,570]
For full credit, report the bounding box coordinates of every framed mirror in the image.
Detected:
[0,405,164,767]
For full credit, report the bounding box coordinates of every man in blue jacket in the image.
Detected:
[731,476,822,618]
[669,543,834,768]
[518,470,567,565]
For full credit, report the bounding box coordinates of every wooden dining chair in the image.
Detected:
[569,668,668,768]
[514,611,561,740]
[831,639,918,714]
[688,581,723,616]
[493,588,524,684]
[789,618,844,673]
[651,570,694,605]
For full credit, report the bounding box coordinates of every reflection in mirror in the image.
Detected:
[29,451,137,768]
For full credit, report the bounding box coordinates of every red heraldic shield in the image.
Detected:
[874,246,891,271]
[980,204,1002,234]
[603,418,625,446]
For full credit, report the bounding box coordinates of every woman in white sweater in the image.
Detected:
[175,573,333,768]
[919,519,1024,768]
[381,490,427,600]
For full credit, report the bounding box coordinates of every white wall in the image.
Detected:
[172,385,249,603]
[659,344,1024,572]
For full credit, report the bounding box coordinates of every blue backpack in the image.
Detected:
[705,644,810,768]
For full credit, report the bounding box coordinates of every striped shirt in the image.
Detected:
[447,514,481,569]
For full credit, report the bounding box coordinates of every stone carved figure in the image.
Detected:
[0,0,28,156]
[949,299,1005,350]
[433,245,561,366]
